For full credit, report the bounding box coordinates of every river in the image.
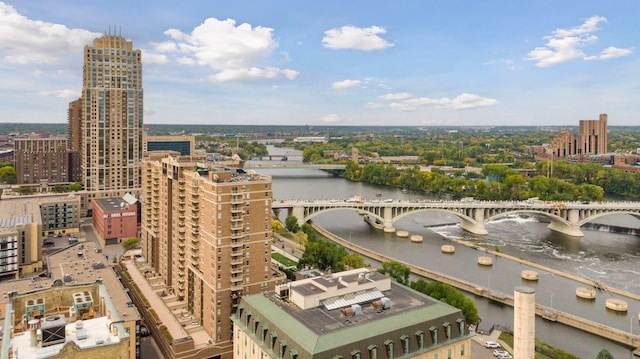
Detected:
[248,147,640,358]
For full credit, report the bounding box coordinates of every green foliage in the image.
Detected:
[0,166,17,184]
[410,280,480,324]
[122,237,141,250]
[297,238,347,272]
[596,349,614,359]
[271,253,297,267]
[294,231,308,249]
[285,215,300,232]
[18,186,34,195]
[271,219,284,232]
[377,260,410,285]
[342,253,366,269]
[301,223,317,241]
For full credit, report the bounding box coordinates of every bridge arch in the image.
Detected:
[579,211,640,226]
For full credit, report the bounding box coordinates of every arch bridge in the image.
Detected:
[271,199,640,237]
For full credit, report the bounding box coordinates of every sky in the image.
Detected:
[0,1,638,127]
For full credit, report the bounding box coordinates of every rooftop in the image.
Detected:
[11,315,123,358]
[0,241,139,321]
[93,198,134,212]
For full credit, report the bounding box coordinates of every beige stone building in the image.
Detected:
[80,35,143,196]
[233,268,473,359]
[141,153,285,358]
[548,114,608,158]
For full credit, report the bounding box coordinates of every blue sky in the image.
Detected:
[0,1,637,126]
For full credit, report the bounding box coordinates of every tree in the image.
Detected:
[294,231,308,249]
[377,260,410,285]
[271,219,284,232]
[0,166,17,184]
[342,253,366,270]
[297,239,347,272]
[122,238,140,250]
[596,348,614,359]
[411,280,480,324]
[285,215,300,233]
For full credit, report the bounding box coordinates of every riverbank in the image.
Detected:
[310,223,640,351]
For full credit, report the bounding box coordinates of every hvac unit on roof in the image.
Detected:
[41,315,66,347]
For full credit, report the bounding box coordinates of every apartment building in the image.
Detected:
[141,153,284,358]
[548,114,608,158]
[14,135,72,185]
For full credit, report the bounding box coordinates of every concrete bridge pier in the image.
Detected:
[547,219,584,237]
[459,209,488,235]
[382,207,395,233]
[290,207,306,227]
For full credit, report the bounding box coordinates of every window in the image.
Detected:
[350,350,361,359]
[443,322,451,340]
[368,345,377,359]
[415,331,424,350]
[384,340,393,359]
[457,318,466,336]
[279,341,287,359]
[460,344,465,356]
[429,327,438,345]
[447,348,451,359]
[400,335,409,355]
[269,333,277,351]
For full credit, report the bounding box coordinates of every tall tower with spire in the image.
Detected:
[81,34,143,193]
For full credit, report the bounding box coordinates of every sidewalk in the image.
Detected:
[471,329,514,355]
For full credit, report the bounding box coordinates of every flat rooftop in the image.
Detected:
[11,316,123,358]
[0,241,139,321]
[94,197,132,212]
[267,282,440,336]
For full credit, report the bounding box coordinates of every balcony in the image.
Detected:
[230,241,243,249]
[230,275,243,283]
[230,258,243,266]
[230,266,243,274]
[231,206,243,213]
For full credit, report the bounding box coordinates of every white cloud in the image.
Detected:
[0,2,101,64]
[585,46,633,61]
[365,102,385,109]
[322,25,393,51]
[525,15,632,67]
[211,67,299,82]
[378,92,412,100]
[37,89,78,99]
[160,17,297,81]
[332,79,362,89]
[370,92,498,111]
[320,113,341,123]
[141,50,169,65]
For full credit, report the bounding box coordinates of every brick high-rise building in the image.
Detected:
[14,135,71,184]
[81,35,143,194]
[141,153,284,358]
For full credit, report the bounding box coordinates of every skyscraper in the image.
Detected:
[81,35,143,193]
[141,153,285,357]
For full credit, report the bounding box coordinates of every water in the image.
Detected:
[249,147,640,358]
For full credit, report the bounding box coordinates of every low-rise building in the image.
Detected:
[0,241,141,358]
[232,268,473,359]
[92,197,138,246]
[0,194,81,280]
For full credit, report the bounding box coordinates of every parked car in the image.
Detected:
[493,349,508,357]
[485,341,500,349]
[43,238,55,246]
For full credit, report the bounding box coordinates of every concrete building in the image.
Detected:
[92,198,138,246]
[548,114,608,158]
[233,267,473,359]
[14,135,72,185]
[0,195,81,280]
[0,241,141,359]
[80,35,143,196]
[143,135,195,156]
[514,287,535,359]
[141,153,285,358]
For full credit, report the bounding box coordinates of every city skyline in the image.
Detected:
[0,1,637,126]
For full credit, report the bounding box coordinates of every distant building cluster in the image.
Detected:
[547,114,608,158]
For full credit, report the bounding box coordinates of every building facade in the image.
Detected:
[81,35,143,194]
[141,154,284,358]
[14,135,72,185]
[92,198,138,246]
[143,134,196,156]
[233,268,473,359]
[548,114,608,158]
